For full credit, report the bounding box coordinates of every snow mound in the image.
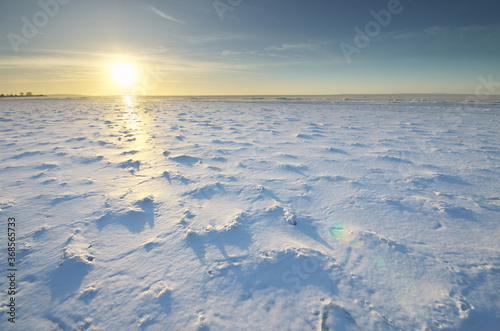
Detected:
[96,196,155,233]
[266,204,298,225]
[59,229,94,266]
[169,154,200,166]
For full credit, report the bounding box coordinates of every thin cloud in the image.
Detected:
[179,34,241,44]
[148,6,185,24]
[265,41,332,52]
[221,50,258,56]
[385,24,500,41]
[266,42,317,52]
[423,26,451,37]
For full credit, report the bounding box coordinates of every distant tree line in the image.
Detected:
[0,92,45,97]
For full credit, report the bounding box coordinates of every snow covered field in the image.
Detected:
[1,96,499,330]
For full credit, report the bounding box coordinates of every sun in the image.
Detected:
[111,62,137,87]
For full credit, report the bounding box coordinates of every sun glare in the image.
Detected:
[111,62,137,87]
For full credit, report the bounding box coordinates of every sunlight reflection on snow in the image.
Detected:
[121,96,140,131]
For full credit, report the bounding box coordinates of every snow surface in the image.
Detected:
[1,96,499,330]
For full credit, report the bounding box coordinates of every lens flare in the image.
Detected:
[328,223,359,247]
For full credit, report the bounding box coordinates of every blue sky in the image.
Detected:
[1,0,499,95]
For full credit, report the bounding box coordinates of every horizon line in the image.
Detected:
[40,93,500,97]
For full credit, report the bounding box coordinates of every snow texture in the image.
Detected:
[0,96,499,330]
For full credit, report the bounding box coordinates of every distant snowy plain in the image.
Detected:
[1,96,499,330]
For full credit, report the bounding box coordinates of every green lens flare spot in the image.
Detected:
[329,223,359,247]
[376,258,386,267]
[329,225,345,240]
